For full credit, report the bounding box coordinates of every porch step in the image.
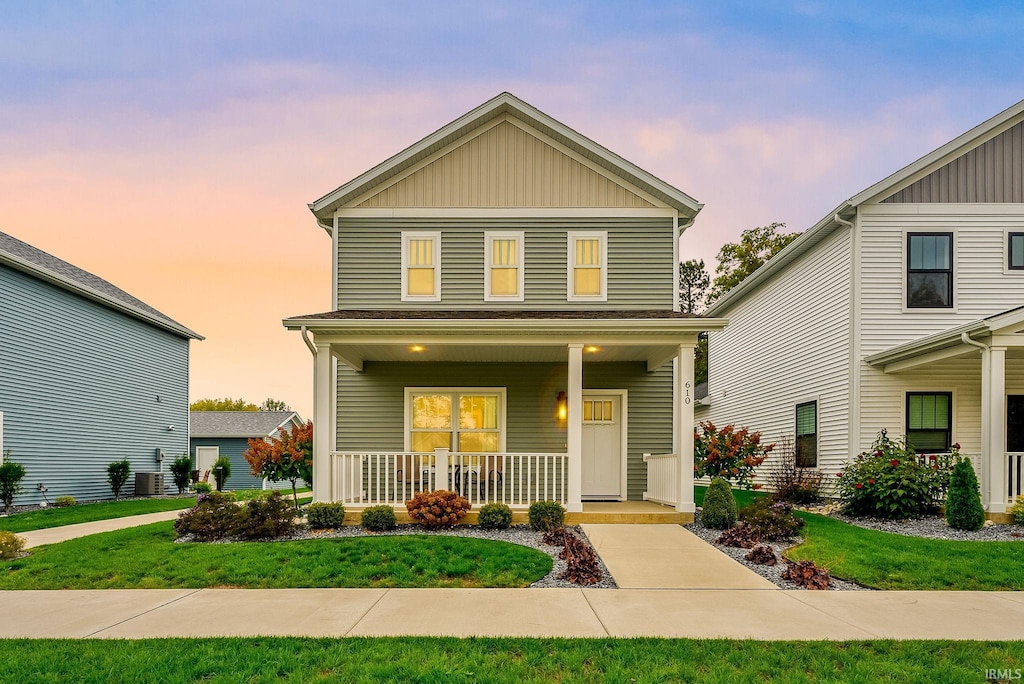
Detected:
[337,503,692,526]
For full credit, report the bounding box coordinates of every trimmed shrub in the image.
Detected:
[738,498,804,541]
[106,460,131,500]
[170,455,193,495]
[0,458,27,513]
[236,491,297,540]
[1012,496,1024,526]
[0,530,26,559]
[361,505,397,531]
[694,421,772,490]
[945,459,985,531]
[745,545,778,566]
[194,482,213,494]
[53,495,76,508]
[174,491,242,541]
[306,502,346,529]
[406,490,471,529]
[213,456,232,492]
[700,477,737,529]
[781,559,831,590]
[478,502,513,530]
[528,500,566,532]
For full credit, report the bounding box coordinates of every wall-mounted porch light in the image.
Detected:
[556,391,568,421]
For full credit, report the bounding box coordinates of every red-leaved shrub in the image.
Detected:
[405,490,471,529]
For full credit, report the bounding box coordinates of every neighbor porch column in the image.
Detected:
[987,346,1008,514]
[675,342,696,514]
[566,343,584,513]
[313,342,333,503]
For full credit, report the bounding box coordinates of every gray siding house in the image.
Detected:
[190,410,306,490]
[284,93,725,519]
[0,230,201,504]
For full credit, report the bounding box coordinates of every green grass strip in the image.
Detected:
[0,522,552,589]
[0,497,198,533]
[0,638,1021,683]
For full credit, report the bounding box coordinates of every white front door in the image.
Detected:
[195,446,219,482]
[582,393,624,500]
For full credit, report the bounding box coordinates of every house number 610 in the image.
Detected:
[685,381,691,404]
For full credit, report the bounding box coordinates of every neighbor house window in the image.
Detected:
[795,401,818,468]
[407,389,504,453]
[567,231,608,301]
[906,392,952,453]
[401,231,441,301]
[907,232,953,308]
[484,231,524,301]
[1009,232,1024,270]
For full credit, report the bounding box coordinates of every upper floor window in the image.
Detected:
[567,231,607,301]
[906,391,952,453]
[907,232,953,308]
[795,401,818,468]
[401,231,441,302]
[1009,232,1024,271]
[484,231,524,301]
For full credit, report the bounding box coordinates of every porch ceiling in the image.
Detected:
[331,341,682,367]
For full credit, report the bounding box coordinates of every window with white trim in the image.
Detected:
[1009,232,1024,271]
[567,231,608,301]
[484,231,524,301]
[906,392,952,453]
[907,232,953,308]
[795,401,817,468]
[401,231,441,301]
[407,389,504,453]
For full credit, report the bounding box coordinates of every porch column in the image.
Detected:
[566,343,583,513]
[675,343,696,513]
[313,342,333,503]
[987,346,1007,514]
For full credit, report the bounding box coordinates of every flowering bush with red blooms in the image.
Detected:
[836,430,957,519]
[244,421,313,508]
[694,422,773,490]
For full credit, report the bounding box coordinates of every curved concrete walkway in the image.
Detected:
[18,510,183,549]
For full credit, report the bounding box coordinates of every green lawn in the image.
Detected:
[0,522,552,589]
[787,512,1024,591]
[694,484,764,509]
[0,497,198,533]
[0,638,1020,683]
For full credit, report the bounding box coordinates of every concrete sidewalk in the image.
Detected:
[18,510,183,548]
[2,588,1024,639]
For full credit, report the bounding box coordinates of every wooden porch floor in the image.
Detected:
[339,500,691,525]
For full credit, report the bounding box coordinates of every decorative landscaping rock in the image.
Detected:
[831,513,1024,542]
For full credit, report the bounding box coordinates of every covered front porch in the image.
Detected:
[284,311,727,518]
[866,306,1024,518]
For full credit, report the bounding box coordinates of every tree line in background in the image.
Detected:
[680,222,800,384]
[190,397,292,412]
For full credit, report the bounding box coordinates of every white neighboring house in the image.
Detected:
[697,98,1024,518]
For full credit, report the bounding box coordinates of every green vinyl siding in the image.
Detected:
[336,218,675,310]
[336,361,674,501]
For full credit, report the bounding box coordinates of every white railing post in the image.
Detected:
[435,447,451,491]
[566,344,584,513]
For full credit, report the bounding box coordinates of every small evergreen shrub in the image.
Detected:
[53,495,76,508]
[744,545,778,566]
[194,482,213,494]
[406,490,471,529]
[1012,496,1024,526]
[528,500,566,532]
[945,459,985,531]
[236,491,297,539]
[361,505,397,531]
[106,460,131,500]
[0,530,26,559]
[170,455,193,495]
[173,491,242,541]
[0,457,27,513]
[738,498,804,541]
[213,456,232,492]
[700,477,737,529]
[306,502,346,529]
[781,559,831,590]
[477,502,513,530]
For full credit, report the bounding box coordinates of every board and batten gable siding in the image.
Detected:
[336,361,673,501]
[697,226,853,477]
[0,264,189,504]
[336,218,675,309]
[189,437,292,491]
[882,120,1024,204]
[356,119,656,209]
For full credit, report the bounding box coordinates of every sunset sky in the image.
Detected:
[2,2,1022,418]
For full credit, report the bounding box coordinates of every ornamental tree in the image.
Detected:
[694,421,772,490]
[243,421,313,508]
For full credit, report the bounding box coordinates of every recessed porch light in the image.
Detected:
[584,345,600,353]
[409,345,426,353]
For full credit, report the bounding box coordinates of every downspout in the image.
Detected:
[300,326,316,356]
[961,331,989,354]
[834,213,853,230]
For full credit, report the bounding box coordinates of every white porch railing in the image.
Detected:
[331,451,568,508]
[643,452,677,506]
[1007,453,1024,505]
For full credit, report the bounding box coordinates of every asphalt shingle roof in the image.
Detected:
[190,411,302,438]
[286,309,702,321]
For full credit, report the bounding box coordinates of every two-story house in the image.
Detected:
[697,98,1024,520]
[284,93,725,519]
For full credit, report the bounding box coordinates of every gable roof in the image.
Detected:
[0,230,202,340]
[309,92,702,226]
[707,97,1024,316]
[190,411,304,439]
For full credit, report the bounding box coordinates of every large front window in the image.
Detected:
[407,389,504,453]
[906,392,952,453]
[907,233,953,308]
